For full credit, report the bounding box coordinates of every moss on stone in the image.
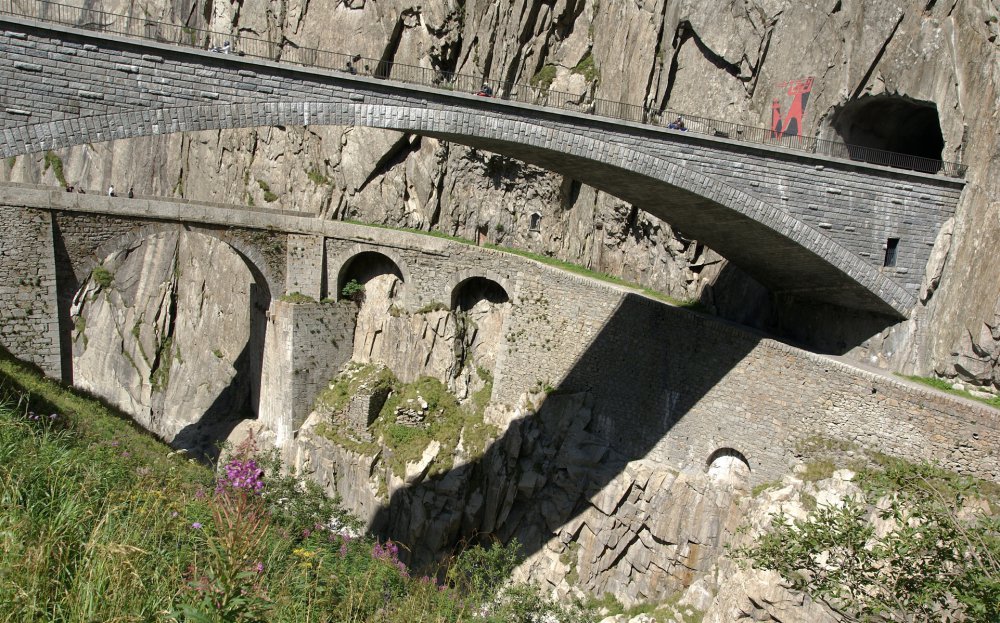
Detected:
[573,52,599,83]
[280,291,316,304]
[43,151,67,187]
[91,266,113,289]
[315,363,397,416]
[530,64,557,91]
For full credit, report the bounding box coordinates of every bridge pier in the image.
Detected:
[258,299,357,447]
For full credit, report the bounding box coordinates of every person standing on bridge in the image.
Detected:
[107,185,115,197]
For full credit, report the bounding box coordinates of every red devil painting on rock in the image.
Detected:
[771,77,814,139]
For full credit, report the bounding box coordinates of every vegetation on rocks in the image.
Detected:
[279,291,316,304]
[340,278,365,303]
[0,348,596,622]
[316,364,498,480]
[43,151,67,188]
[90,265,114,289]
[737,452,1000,622]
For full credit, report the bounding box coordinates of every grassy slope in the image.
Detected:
[0,349,594,623]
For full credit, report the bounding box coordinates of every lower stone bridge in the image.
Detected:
[0,13,967,317]
[0,183,995,491]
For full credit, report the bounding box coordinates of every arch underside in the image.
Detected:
[0,102,915,317]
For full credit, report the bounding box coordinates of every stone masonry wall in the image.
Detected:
[0,19,966,314]
[0,204,59,375]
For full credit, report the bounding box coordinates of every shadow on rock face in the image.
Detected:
[363,292,760,600]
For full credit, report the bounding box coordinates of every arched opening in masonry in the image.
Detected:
[336,251,405,303]
[706,447,751,489]
[829,96,944,171]
[450,277,510,311]
[69,230,269,458]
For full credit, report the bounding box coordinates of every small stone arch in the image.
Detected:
[706,447,751,489]
[450,276,511,311]
[446,270,514,310]
[333,247,407,302]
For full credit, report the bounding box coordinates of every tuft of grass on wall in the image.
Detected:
[899,374,1000,411]
[530,64,558,91]
[573,52,599,83]
[43,151,67,187]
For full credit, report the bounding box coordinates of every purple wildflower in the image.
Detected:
[191,522,203,529]
[215,458,265,495]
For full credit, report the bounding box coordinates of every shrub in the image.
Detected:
[91,265,113,288]
[736,459,1000,622]
[341,279,365,303]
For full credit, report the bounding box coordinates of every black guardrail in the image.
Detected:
[0,0,967,178]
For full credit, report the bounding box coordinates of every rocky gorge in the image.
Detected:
[3,0,1000,619]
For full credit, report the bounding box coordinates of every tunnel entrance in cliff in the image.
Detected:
[830,96,944,172]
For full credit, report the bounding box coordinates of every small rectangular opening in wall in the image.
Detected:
[883,237,899,267]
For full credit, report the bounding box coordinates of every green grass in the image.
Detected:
[573,52,599,83]
[899,374,1000,410]
[0,347,597,622]
[317,368,499,481]
[279,291,317,303]
[315,362,396,416]
[306,168,330,185]
[90,265,113,288]
[258,179,278,203]
[530,64,558,91]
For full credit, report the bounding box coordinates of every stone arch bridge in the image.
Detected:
[0,13,965,317]
[0,184,995,490]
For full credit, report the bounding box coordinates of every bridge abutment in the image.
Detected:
[0,204,61,376]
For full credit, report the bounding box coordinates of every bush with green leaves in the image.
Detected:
[736,459,1000,622]
[341,278,365,303]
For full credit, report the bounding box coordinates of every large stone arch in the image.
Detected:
[82,223,278,301]
[70,225,271,455]
[2,101,913,317]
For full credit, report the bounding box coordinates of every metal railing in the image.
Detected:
[0,0,967,178]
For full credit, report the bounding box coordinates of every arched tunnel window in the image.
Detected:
[706,447,751,489]
[337,251,404,301]
[451,277,510,311]
[831,96,944,170]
